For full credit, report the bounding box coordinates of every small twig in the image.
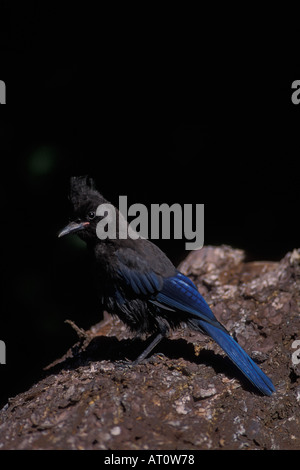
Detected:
[44,321,92,371]
[64,319,94,351]
[64,319,88,340]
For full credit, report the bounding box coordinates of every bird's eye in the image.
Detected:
[87,211,96,220]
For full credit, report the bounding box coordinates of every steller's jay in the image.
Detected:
[58,176,275,396]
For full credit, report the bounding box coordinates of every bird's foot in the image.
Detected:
[131,352,166,366]
[115,358,134,369]
[145,352,166,363]
[115,352,166,369]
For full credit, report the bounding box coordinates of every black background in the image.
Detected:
[0,4,299,407]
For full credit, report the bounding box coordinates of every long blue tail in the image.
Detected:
[145,271,274,396]
[198,320,275,396]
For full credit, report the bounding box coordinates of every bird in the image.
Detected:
[58,176,275,396]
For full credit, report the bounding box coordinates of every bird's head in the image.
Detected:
[58,176,108,243]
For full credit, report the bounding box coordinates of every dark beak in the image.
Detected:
[58,221,90,238]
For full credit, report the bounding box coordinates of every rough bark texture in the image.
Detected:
[0,246,299,450]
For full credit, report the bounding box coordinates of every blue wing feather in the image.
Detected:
[117,265,162,296]
[157,272,216,320]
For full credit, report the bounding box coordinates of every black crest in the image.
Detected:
[69,176,108,212]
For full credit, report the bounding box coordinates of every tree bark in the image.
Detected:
[0,246,299,450]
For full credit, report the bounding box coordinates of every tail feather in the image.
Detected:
[198,320,275,396]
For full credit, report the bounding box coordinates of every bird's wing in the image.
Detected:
[155,271,228,331]
[115,248,164,296]
[116,249,225,331]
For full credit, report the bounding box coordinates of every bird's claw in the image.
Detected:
[115,359,133,369]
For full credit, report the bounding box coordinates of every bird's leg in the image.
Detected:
[132,331,165,365]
